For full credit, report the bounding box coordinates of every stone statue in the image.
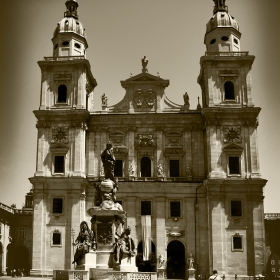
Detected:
[186,166,192,177]
[141,56,148,69]
[101,141,115,181]
[183,92,190,106]
[157,164,164,176]
[101,93,108,106]
[188,253,194,269]
[113,227,135,264]
[128,164,134,176]
[72,221,96,265]
[158,254,165,268]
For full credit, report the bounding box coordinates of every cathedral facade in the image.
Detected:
[29,0,267,277]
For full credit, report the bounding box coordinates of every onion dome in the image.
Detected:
[52,0,88,57]
[53,17,86,38]
[204,0,241,52]
[206,11,239,34]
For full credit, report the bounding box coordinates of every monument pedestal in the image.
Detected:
[114,256,137,272]
[76,251,97,271]
[188,268,196,280]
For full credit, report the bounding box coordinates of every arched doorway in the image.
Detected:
[167,240,185,279]
[14,246,30,275]
[136,241,156,272]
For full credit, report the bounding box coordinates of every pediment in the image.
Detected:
[223,143,243,150]
[223,143,243,155]
[50,142,69,153]
[121,72,169,88]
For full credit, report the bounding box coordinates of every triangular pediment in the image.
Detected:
[223,143,243,150]
[121,72,169,88]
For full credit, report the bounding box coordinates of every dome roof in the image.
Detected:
[53,17,86,38]
[206,11,239,34]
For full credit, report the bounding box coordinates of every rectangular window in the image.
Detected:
[19,227,25,239]
[54,156,64,173]
[231,200,242,217]
[272,268,275,273]
[114,160,123,177]
[271,260,275,265]
[229,156,240,175]
[141,201,151,215]
[232,236,243,251]
[52,232,61,245]
[170,160,180,177]
[170,201,181,217]
[53,198,63,214]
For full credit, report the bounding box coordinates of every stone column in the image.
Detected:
[155,197,166,256]
[127,127,136,178]
[156,128,164,174]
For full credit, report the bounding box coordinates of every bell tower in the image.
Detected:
[197,0,267,276]
[29,0,97,272]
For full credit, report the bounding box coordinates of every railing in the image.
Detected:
[0,202,14,214]
[205,51,249,56]
[44,55,86,61]
[264,213,280,220]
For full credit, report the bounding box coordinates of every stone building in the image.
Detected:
[0,191,33,275]
[28,0,267,277]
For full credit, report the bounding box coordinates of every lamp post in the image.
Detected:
[71,228,75,269]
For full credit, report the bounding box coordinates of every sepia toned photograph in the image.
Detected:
[0,0,279,279]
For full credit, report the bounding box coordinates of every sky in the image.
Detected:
[0,0,279,212]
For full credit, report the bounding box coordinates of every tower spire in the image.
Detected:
[213,0,228,14]
[64,0,79,20]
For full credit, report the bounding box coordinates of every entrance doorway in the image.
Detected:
[14,246,30,275]
[136,241,156,272]
[167,240,185,279]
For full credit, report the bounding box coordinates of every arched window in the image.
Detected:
[224,81,235,100]
[57,84,67,103]
[141,157,151,177]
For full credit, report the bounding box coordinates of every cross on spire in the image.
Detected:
[64,0,79,19]
[213,0,228,14]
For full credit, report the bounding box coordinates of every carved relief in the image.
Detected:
[51,127,69,143]
[135,134,155,147]
[224,126,242,143]
[166,229,185,238]
[165,131,182,147]
[54,73,72,85]
[109,131,126,147]
[219,69,239,82]
[134,89,156,108]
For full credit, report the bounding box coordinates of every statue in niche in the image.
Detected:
[101,93,108,106]
[72,221,96,265]
[128,164,135,176]
[113,227,135,264]
[157,164,164,176]
[141,56,148,70]
[101,141,116,181]
[183,92,190,106]
[158,254,165,268]
[186,166,192,177]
